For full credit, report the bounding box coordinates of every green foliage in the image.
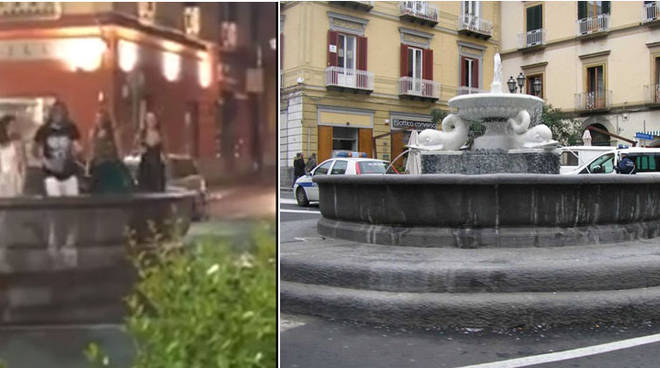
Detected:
[431,109,449,124]
[87,224,276,368]
[0,359,6,368]
[539,104,583,146]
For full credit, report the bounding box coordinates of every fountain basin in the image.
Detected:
[450,93,543,122]
[315,174,660,248]
[0,190,195,325]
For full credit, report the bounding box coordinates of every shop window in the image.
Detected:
[184,5,201,36]
[332,126,358,154]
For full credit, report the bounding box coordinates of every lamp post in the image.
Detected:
[516,72,525,94]
[507,76,517,93]
[533,78,542,97]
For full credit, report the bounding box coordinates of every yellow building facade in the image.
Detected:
[501,1,660,146]
[280,1,501,184]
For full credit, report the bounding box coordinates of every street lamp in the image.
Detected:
[507,76,517,93]
[533,78,542,97]
[516,72,525,94]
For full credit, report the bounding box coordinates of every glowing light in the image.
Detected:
[162,51,181,82]
[198,57,212,88]
[118,40,138,72]
[61,37,106,72]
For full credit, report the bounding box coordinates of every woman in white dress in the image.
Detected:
[0,115,26,197]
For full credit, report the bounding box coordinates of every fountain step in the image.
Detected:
[281,280,660,329]
[282,237,660,293]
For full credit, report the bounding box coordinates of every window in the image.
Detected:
[314,161,333,176]
[463,0,479,16]
[408,47,423,85]
[586,65,605,109]
[578,1,610,19]
[331,160,348,175]
[183,5,200,36]
[332,127,358,153]
[583,152,614,174]
[655,57,660,103]
[526,74,543,97]
[460,56,479,90]
[138,2,156,22]
[628,154,660,173]
[338,34,356,71]
[357,161,387,174]
[525,5,543,46]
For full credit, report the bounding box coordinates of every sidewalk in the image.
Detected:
[206,182,276,221]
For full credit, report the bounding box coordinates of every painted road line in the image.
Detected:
[280,198,298,205]
[280,209,322,214]
[280,319,307,332]
[457,332,660,368]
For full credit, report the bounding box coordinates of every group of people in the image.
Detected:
[0,99,167,197]
[292,152,317,185]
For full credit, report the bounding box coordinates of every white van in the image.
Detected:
[558,146,616,174]
[563,147,660,175]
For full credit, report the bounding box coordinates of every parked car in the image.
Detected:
[124,154,208,220]
[558,146,616,174]
[562,147,660,175]
[293,154,388,207]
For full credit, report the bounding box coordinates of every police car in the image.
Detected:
[563,147,660,175]
[293,152,388,207]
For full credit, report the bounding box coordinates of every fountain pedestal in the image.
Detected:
[421,149,559,174]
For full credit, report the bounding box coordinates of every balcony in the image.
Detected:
[335,1,373,11]
[575,90,612,111]
[456,86,487,96]
[642,4,660,26]
[325,67,374,94]
[399,2,438,27]
[398,77,439,101]
[644,84,660,104]
[518,29,546,51]
[457,15,493,40]
[576,14,609,39]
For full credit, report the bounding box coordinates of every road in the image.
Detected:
[279,191,660,368]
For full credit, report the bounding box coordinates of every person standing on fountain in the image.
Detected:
[34,100,82,197]
[137,112,166,192]
[0,115,26,197]
[89,109,132,194]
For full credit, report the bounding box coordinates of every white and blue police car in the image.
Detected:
[293,152,389,207]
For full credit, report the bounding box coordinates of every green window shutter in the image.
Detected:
[602,1,610,14]
[527,5,542,31]
[578,1,587,19]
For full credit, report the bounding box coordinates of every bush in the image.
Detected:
[87,224,276,368]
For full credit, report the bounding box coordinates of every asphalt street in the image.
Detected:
[279,191,660,368]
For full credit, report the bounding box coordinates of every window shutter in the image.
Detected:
[400,44,409,77]
[357,36,367,71]
[602,1,610,14]
[280,33,284,69]
[578,1,586,19]
[423,49,433,80]
[471,59,479,88]
[327,30,338,67]
[460,56,467,86]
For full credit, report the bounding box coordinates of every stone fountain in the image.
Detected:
[410,54,559,174]
[281,54,660,329]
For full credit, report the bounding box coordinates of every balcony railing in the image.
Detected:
[518,29,545,49]
[643,4,660,23]
[325,67,374,92]
[456,86,487,96]
[337,1,374,11]
[575,90,612,111]
[644,84,660,104]
[398,77,440,100]
[576,14,609,36]
[399,1,438,26]
[457,14,493,38]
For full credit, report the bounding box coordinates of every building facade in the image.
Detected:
[280,1,501,185]
[501,1,660,146]
[0,2,223,169]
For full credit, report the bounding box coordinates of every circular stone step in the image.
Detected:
[281,281,660,329]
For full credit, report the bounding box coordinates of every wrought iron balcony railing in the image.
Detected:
[457,14,493,38]
[575,90,612,111]
[456,86,487,96]
[325,67,374,92]
[398,77,440,99]
[399,1,438,25]
[576,14,609,36]
[518,29,545,49]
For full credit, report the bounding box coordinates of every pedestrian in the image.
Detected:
[293,152,305,186]
[305,153,317,174]
[137,111,166,192]
[88,109,133,194]
[0,115,26,197]
[33,100,82,196]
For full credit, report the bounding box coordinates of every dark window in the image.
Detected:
[578,1,610,19]
[629,154,660,172]
[331,160,348,175]
[586,153,614,173]
[358,161,387,174]
[314,161,333,175]
[526,5,542,31]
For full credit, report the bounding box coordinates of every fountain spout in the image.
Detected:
[490,53,503,94]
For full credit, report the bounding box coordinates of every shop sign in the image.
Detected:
[392,118,436,130]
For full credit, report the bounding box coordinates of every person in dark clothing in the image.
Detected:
[137,112,166,192]
[89,109,133,194]
[33,100,82,196]
[293,152,305,186]
[305,153,317,174]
